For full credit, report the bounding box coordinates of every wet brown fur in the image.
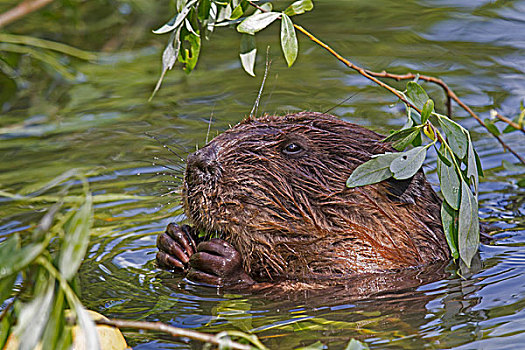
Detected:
[183,112,450,282]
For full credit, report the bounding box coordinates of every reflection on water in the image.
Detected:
[1,0,524,348]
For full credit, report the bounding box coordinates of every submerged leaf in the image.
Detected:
[389,146,427,180]
[346,153,398,188]
[280,14,298,67]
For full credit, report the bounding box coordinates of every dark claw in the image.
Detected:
[186,268,223,286]
[157,232,190,264]
[187,238,255,288]
[156,223,198,271]
[156,251,185,270]
[166,223,195,256]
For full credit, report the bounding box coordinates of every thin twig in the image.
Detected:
[0,0,55,28]
[250,46,271,118]
[495,112,524,134]
[95,318,252,350]
[293,24,525,165]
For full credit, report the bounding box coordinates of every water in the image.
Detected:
[1,0,524,348]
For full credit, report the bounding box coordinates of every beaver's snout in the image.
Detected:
[186,144,220,183]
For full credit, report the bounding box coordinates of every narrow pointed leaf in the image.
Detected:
[284,0,314,16]
[15,278,55,350]
[467,135,479,193]
[421,99,434,124]
[74,303,101,350]
[240,34,256,76]
[153,0,198,34]
[0,234,45,279]
[458,180,480,268]
[346,153,398,188]
[438,115,468,159]
[59,192,93,280]
[406,82,430,110]
[441,201,459,259]
[389,146,427,180]
[237,12,281,35]
[438,148,461,210]
[280,14,298,67]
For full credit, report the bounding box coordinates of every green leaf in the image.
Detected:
[435,145,452,167]
[230,0,248,20]
[438,115,468,159]
[441,201,459,260]
[198,0,211,21]
[346,153,399,188]
[345,338,370,350]
[179,31,201,73]
[153,0,198,34]
[74,302,101,350]
[15,277,55,350]
[383,126,420,143]
[458,180,480,268]
[518,178,525,187]
[0,314,10,350]
[466,135,479,193]
[392,129,420,151]
[0,234,46,280]
[421,99,434,124]
[474,148,484,177]
[151,27,182,100]
[484,118,500,136]
[41,289,68,350]
[0,273,16,307]
[59,192,93,280]
[438,148,461,210]
[240,34,257,76]
[412,131,422,147]
[284,0,314,16]
[280,14,298,67]
[295,340,325,350]
[406,81,430,111]
[389,146,428,180]
[237,12,281,35]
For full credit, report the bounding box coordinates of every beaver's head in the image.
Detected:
[183,112,448,281]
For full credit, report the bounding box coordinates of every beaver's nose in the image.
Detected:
[187,144,219,178]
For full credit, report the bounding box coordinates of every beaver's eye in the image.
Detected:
[282,142,303,155]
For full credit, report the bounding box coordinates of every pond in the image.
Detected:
[1,0,524,348]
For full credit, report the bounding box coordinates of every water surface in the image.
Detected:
[1,0,524,348]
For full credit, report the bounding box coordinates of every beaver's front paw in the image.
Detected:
[187,238,255,288]
[156,223,197,271]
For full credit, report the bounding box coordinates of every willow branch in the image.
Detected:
[95,318,252,350]
[0,0,55,28]
[494,112,524,134]
[246,1,524,164]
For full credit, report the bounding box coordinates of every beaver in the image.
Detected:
[156,112,450,289]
